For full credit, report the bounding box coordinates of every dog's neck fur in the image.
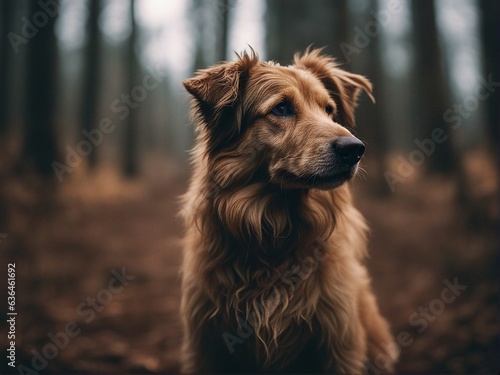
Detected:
[186,149,346,260]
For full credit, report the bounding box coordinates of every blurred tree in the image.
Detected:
[123,0,139,177]
[411,1,474,210]
[356,0,390,196]
[190,0,231,71]
[22,0,60,177]
[410,0,457,175]
[217,0,230,61]
[479,0,500,150]
[266,0,349,63]
[191,0,207,71]
[0,0,16,230]
[80,0,103,168]
[0,0,15,135]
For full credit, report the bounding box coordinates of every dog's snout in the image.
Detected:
[333,137,365,165]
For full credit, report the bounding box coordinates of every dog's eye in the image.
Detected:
[271,101,294,117]
[325,105,334,116]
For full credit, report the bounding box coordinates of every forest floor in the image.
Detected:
[0,155,498,374]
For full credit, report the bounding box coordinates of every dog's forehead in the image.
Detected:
[254,61,332,103]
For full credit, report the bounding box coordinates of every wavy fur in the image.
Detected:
[180,49,397,373]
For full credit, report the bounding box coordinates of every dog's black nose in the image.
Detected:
[333,137,365,165]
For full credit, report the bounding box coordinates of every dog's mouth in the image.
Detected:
[273,167,356,190]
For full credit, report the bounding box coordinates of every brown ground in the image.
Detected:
[0,156,498,374]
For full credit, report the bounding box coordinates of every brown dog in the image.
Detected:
[180,48,397,374]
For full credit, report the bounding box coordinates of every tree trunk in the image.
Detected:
[410,0,456,175]
[479,0,500,150]
[123,0,139,177]
[217,0,230,61]
[80,0,102,168]
[266,0,349,63]
[0,0,15,135]
[360,0,390,195]
[23,0,60,177]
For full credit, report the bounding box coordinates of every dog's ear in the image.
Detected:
[183,62,240,111]
[294,48,374,128]
[183,51,259,152]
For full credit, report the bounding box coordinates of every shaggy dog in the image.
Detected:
[180,49,397,374]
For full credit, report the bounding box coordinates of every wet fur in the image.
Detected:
[180,49,397,373]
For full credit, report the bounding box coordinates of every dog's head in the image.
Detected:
[184,48,373,191]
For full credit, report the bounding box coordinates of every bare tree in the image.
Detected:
[123,0,140,177]
[80,0,102,168]
[357,0,390,195]
[190,0,232,71]
[410,0,456,175]
[217,0,230,61]
[23,1,60,177]
[266,0,349,63]
[191,0,208,72]
[0,0,15,135]
[479,0,500,150]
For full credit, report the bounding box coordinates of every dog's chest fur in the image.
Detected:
[190,187,367,371]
